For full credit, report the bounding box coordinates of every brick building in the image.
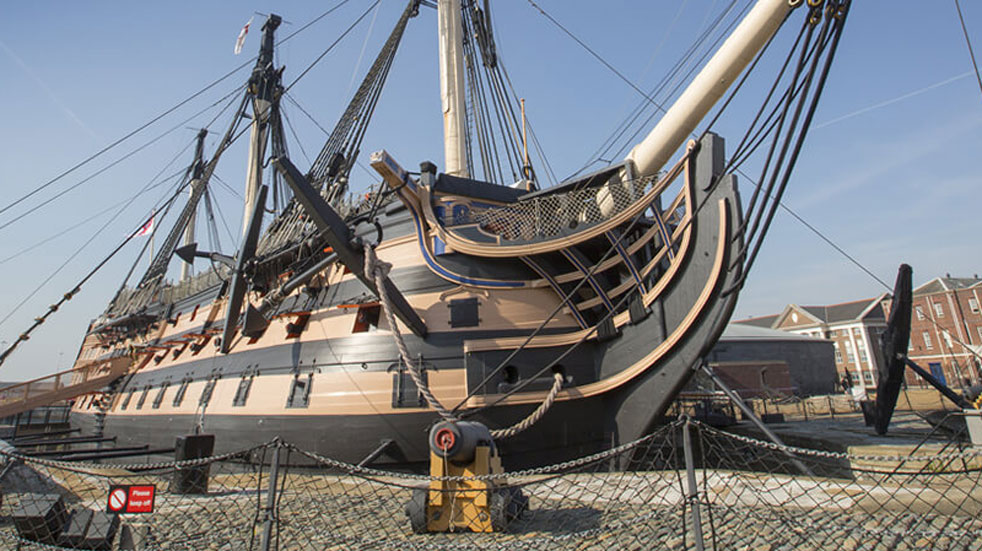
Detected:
[735,295,888,389]
[901,275,982,390]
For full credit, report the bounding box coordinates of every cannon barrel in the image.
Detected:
[428,421,495,463]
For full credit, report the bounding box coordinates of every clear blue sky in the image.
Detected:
[1,1,980,381]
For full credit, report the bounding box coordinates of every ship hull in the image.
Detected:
[71,133,741,468]
[71,395,609,469]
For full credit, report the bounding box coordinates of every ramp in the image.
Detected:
[0,357,135,419]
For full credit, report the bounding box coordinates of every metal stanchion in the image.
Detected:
[682,418,706,551]
[260,444,282,551]
[701,363,814,477]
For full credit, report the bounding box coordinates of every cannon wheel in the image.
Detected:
[406,487,428,534]
[490,489,511,531]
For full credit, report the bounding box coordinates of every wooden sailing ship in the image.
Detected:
[8,0,847,467]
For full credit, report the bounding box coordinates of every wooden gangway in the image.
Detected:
[0,356,136,419]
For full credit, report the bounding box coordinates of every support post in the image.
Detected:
[682,419,706,551]
[260,444,282,551]
[701,363,815,477]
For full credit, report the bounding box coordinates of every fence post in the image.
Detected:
[682,419,706,551]
[260,443,282,551]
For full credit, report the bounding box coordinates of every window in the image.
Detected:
[862,371,874,385]
[199,377,219,407]
[120,390,134,411]
[934,303,944,317]
[915,306,925,320]
[449,298,480,328]
[285,313,311,339]
[978,326,982,341]
[833,343,843,363]
[152,382,170,409]
[943,331,953,349]
[173,378,191,407]
[233,376,254,407]
[857,342,868,364]
[970,298,980,314]
[844,341,855,363]
[923,332,933,350]
[287,373,313,408]
[135,385,152,410]
[352,305,381,333]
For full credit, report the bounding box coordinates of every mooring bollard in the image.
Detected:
[171,434,214,494]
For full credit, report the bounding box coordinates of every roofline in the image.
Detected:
[774,303,824,327]
[857,292,890,319]
[913,276,982,296]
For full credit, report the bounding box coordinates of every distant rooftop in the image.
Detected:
[798,297,885,324]
[914,275,982,296]
[735,295,886,330]
[721,324,821,342]
[733,314,779,329]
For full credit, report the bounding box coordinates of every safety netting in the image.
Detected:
[1,419,980,550]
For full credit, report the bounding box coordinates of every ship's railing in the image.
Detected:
[158,268,227,304]
[0,404,71,428]
[448,173,665,242]
[1,418,980,550]
[102,268,228,323]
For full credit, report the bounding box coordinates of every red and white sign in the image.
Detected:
[107,487,127,512]
[106,484,156,514]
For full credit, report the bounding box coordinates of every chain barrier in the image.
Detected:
[0,419,979,550]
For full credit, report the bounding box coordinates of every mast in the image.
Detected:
[180,129,208,282]
[626,0,793,178]
[438,0,469,177]
[242,14,282,237]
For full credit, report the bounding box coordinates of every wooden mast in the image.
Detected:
[438,0,469,178]
[626,0,794,179]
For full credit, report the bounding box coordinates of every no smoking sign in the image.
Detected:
[106,485,155,514]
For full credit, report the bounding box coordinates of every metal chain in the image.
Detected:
[2,417,977,486]
[693,419,982,462]
[0,441,271,474]
[286,420,682,483]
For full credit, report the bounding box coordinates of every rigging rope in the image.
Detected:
[365,243,565,438]
[0,177,190,367]
[0,85,245,235]
[364,244,455,422]
[0,133,200,330]
[489,372,564,440]
[284,0,382,93]
[531,0,885,304]
[0,0,361,227]
[954,0,982,100]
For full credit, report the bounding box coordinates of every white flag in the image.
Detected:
[134,214,155,237]
[234,17,253,55]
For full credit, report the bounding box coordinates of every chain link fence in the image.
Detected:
[1,419,980,550]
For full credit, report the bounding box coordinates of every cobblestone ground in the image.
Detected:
[2,469,980,550]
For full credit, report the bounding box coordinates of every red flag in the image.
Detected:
[134,214,155,237]
[234,17,253,55]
